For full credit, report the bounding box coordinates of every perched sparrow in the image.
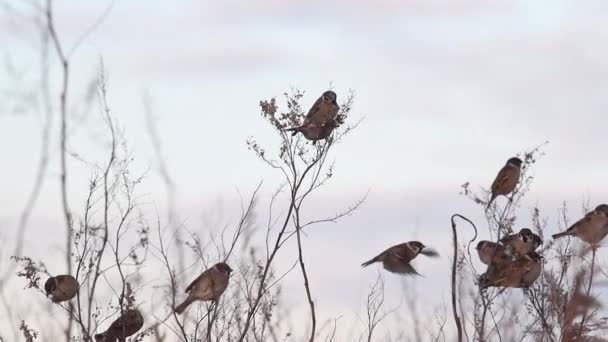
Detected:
[94,309,143,342]
[479,251,542,289]
[552,204,608,246]
[487,157,523,209]
[44,275,79,303]
[174,262,233,314]
[284,90,340,143]
[500,228,542,257]
[476,241,511,266]
[361,241,439,276]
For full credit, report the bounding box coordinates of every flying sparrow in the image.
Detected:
[284,90,340,143]
[500,228,542,257]
[174,262,233,314]
[552,204,608,246]
[487,157,523,209]
[361,241,439,276]
[44,275,79,303]
[94,309,144,342]
[476,240,511,266]
[479,251,542,289]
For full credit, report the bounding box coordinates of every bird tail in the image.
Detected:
[479,274,491,289]
[94,333,114,342]
[552,231,572,239]
[174,296,195,314]
[486,193,497,210]
[361,256,379,268]
[282,127,300,136]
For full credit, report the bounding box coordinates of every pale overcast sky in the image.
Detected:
[1,0,607,340]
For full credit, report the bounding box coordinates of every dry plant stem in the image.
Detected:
[363,274,386,342]
[237,144,322,342]
[525,290,555,342]
[478,290,503,342]
[100,68,131,335]
[155,220,188,342]
[577,248,596,338]
[295,212,316,342]
[75,181,96,338]
[86,72,115,335]
[450,214,479,342]
[46,1,74,339]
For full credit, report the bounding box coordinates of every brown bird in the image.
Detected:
[476,240,511,266]
[284,90,340,144]
[361,241,439,276]
[552,204,608,246]
[480,251,542,289]
[500,228,542,257]
[44,275,79,303]
[94,309,144,342]
[487,157,523,209]
[174,262,233,314]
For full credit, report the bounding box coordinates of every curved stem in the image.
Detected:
[450,214,479,342]
[46,1,74,339]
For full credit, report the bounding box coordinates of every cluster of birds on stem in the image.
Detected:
[359,155,608,293]
[38,91,608,340]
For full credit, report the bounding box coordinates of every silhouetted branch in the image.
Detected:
[450,214,478,342]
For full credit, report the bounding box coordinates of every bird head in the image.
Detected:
[322,90,337,104]
[519,228,533,237]
[476,241,488,251]
[595,204,608,215]
[411,241,440,257]
[216,262,233,275]
[408,241,425,252]
[44,277,56,296]
[507,157,523,168]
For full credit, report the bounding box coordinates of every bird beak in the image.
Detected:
[420,247,440,257]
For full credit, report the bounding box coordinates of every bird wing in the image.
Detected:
[491,165,519,194]
[210,274,229,300]
[107,310,142,336]
[493,262,526,287]
[304,96,325,122]
[303,99,339,127]
[565,212,597,234]
[185,269,211,293]
[392,244,416,262]
[383,257,419,275]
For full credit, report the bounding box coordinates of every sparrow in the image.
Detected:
[361,241,439,276]
[44,274,79,303]
[284,90,340,143]
[552,204,608,246]
[174,262,233,314]
[487,157,523,209]
[500,228,542,257]
[94,309,144,342]
[479,251,542,289]
[476,240,511,266]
